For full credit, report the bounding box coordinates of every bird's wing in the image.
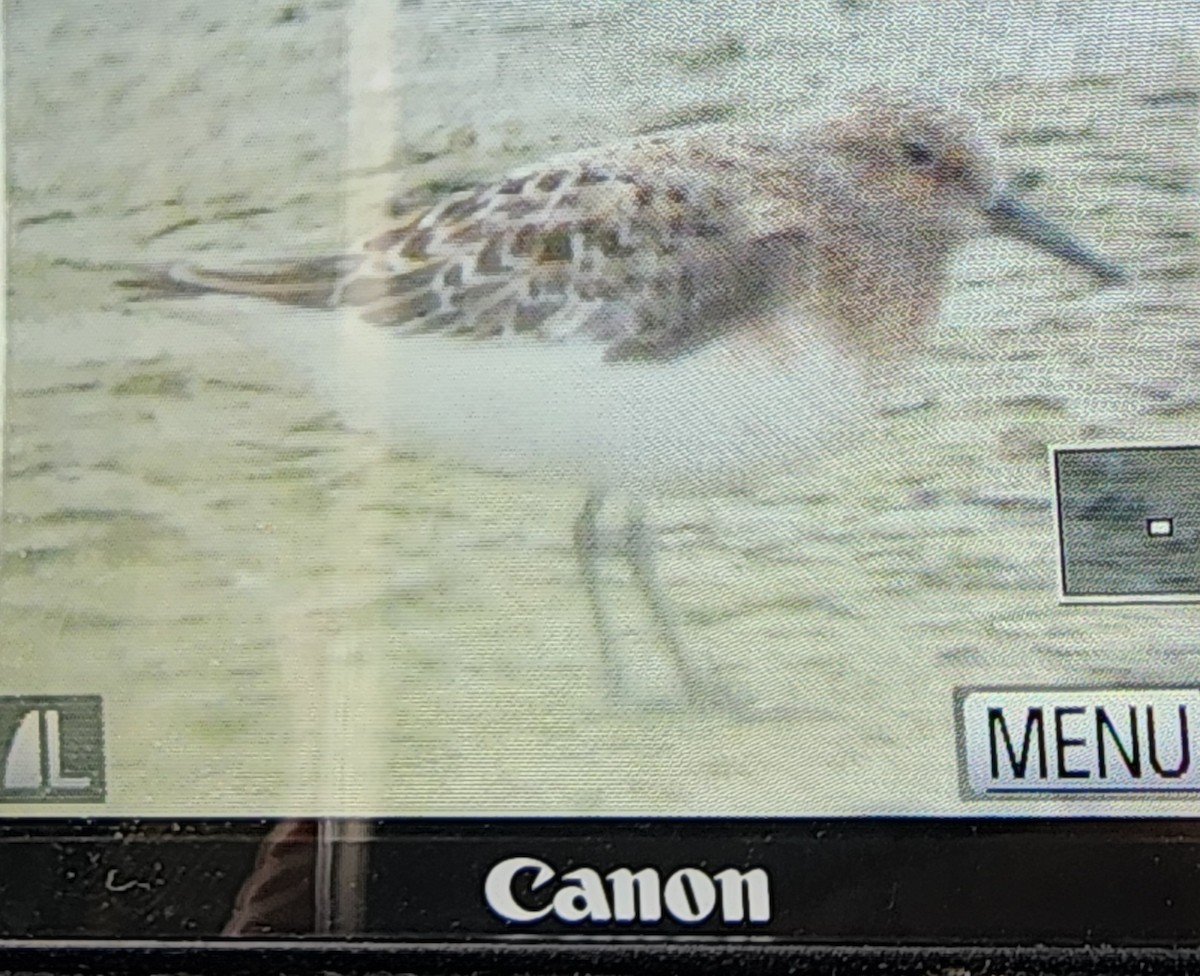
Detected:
[118,255,363,307]
[120,135,818,363]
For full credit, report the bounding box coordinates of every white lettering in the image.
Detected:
[607,867,662,923]
[663,867,717,924]
[484,857,554,923]
[45,711,91,790]
[553,867,612,923]
[483,857,772,926]
[714,867,771,923]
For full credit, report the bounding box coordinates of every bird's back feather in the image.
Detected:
[120,131,827,363]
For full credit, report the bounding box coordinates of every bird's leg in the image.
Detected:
[573,489,628,700]
[625,500,748,711]
[866,354,935,418]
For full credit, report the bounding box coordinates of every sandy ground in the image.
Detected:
[2,0,1199,816]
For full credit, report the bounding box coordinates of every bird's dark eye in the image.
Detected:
[902,140,935,167]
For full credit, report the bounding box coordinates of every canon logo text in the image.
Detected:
[484,856,771,926]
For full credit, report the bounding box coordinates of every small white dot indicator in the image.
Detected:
[1147,517,1174,538]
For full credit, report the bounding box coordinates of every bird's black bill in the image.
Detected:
[984,191,1129,285]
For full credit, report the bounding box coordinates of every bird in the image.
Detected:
[120,91,1127,718]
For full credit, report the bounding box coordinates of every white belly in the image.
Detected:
[234,302,875,494]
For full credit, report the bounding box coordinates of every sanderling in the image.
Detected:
[122,92,1126,717]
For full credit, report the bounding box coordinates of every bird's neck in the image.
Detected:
[818,234,952,361]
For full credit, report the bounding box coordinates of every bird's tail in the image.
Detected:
[115,255,365,308]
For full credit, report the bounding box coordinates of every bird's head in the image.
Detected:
[815,91,1128,284]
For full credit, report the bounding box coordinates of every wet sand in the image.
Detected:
[2,0,1199,816]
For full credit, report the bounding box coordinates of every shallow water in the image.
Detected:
[2,0,1199,816]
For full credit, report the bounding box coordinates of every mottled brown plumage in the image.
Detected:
[124,93,1122,370]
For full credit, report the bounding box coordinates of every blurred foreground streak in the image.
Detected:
[222,820,317,936]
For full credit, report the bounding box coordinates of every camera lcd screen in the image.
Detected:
[1,0,1199,949]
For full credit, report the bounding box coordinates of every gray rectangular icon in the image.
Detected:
[0,696,105,803]
[1052,445,1200,602]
